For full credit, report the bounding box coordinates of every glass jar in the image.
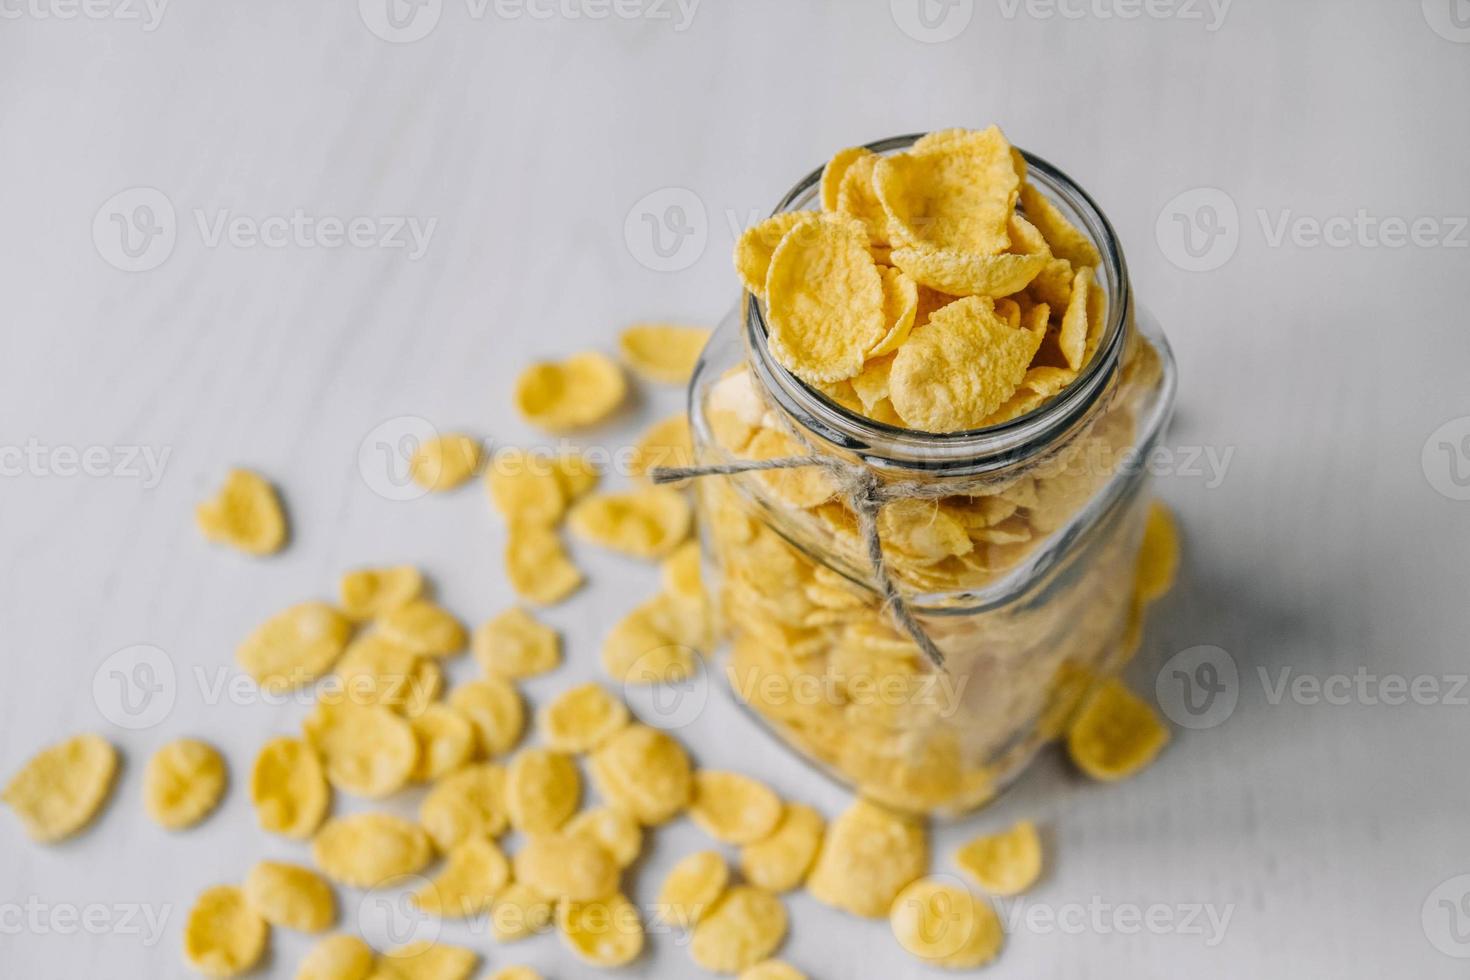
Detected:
[685,134,1178,817]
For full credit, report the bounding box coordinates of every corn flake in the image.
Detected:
[690,885,788,975]
[618,323,711,384]
[303,702,417,799]
[419,763,508,850]
[657,849,729,929]
[447,677,525,758]
[735,211,820,300]
[874,126,1019,256]
[631,413,695,483]
[890,877,1003,969]
[333,633,442,716]
[487,448,570,526]
[1019,180,1101,268]
[378,600,467,658]
[409,434,482,491]
[764,213,886,384]
[557,892,644,968]
[408,704,475,782]
[250,736,330,839]
[890,242,1047,299]
[539,682,630,753]
[505,747,580,834]
[183,884,268,978]
[490,883,554,942]
[2,734,118,842]
[1135,500,1180,604]
[1067,678,1170,781]
[505,525,584,605]
[689,770,782,845]
[738,802,824,893]
[601,595,700,685]
[412,837,511,918]
[807,799,927,919]
[569,486,691,559]
[196,468,288,556]
[378,941,478,980]
[339,565,424,622]
[740,962,806,980]
[297,934,375,980]
[589,724,691,826]
[514,832,619,902]
[237,601,352,691]
[243,860,337,933]
[489,969,542,980]
[565,806,642,868]
[514,352,626,432]
[1058,265,1094,371]
[956,819,1043,896]
[311,812,433,888]
[144,738,226,830]
[473,608,560,679]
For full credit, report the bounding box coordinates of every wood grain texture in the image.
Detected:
[1,1,1468,977]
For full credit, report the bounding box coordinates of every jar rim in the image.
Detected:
[745,131,1132,478]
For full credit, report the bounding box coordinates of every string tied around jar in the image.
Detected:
[649,454,962,671]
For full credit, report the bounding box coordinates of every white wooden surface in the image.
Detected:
[3,2,1469,977]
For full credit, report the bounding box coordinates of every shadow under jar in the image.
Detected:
[685,134,1178,817]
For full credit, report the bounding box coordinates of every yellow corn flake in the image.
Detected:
[312,812,432,888]
[764,213,886,384]
[487,448,570,526]
[889,242,1047,299]
[243,860,337,933]
[867,266,920,357]
[196,468,288,556]
[661,540,703,601]
[412,837,511,918]
[514,832,620,902]
[1135,500,1180,604]
[472,608,560,679]
[303,702,417,799]
[552,449,601,501]
[489,969,542,980]
[1019,180,1101,268]
[878,497,973,562]
[690,885,788,975]
[689,770,782,845]
[956,819,1043,898]
[656,849,729,929]
[2,734,119,842]
[144,738,226,830]
[557,892,645,968]
[806,799,927,919]
[631,413,695,483]
[738,802,824,893]
[408,704,475,782]
[735,210,821,300]
[565,806,642,868]
[378,941,478,980]
[297,934,375,980]
[490,882,555,942]
[589,724,692,826]
[183,885,269,978]
[1007,212,1050,256]
[569,486,692,559]
[505,747,580,834]
[890,877,1004,969]
[419,763,508,850]
[740,962,806,980]
[237,601,352,691]
[250,736,330,839]
[835,151,893,246]
[539,682,630,753]
[890,296,1043,433]
[409,433,482,491]
[820,146,870,212]
[514,352,627,432]
[505,525,584,605]
[619,322,712,384]
[338,565,424,622]
[1067,677,1170,781]
[849,354,894,412]
[378,599,466,658]
[447,676,525,758]
[874,126,1019,257]
[1058,265,1094,371]
[743,428,838,509]
[601,595,700,685]
[1022,365,1075,398]
[333,633,442,716]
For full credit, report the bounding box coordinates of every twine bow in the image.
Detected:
[649,453,952,670]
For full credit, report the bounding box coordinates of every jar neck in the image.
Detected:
[745,134,1131,480]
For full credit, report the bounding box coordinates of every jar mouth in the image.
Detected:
[745,132,1132,478]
